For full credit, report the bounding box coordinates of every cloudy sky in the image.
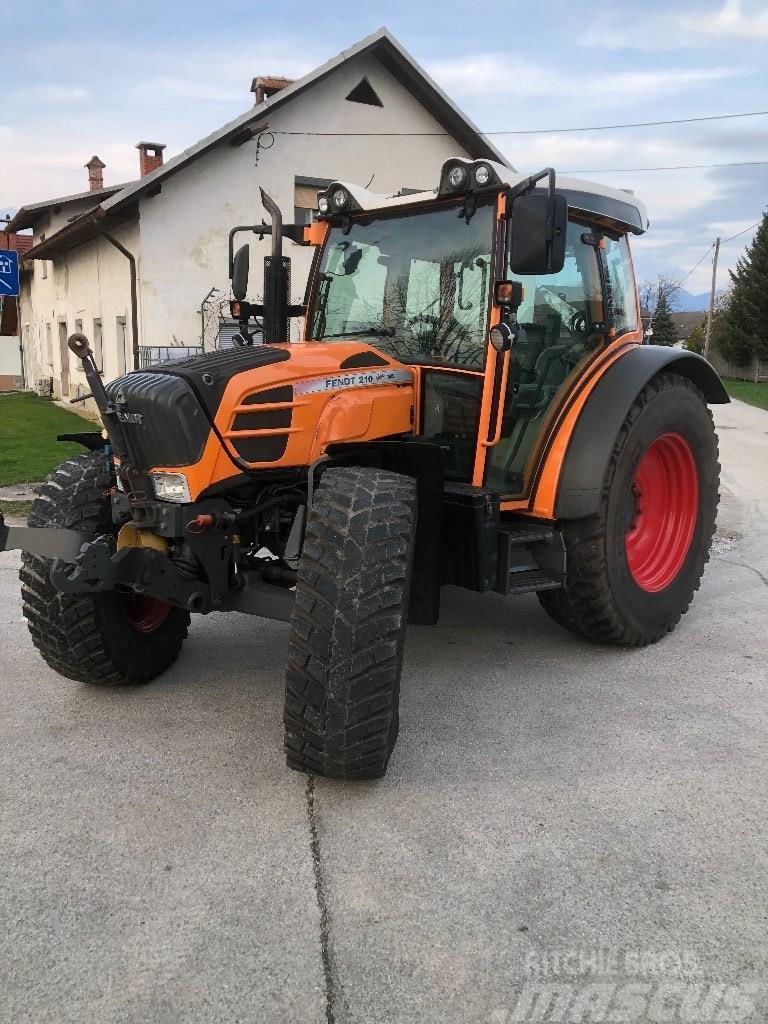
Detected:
[2,0,766,294]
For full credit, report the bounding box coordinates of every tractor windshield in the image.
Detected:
[308,197,495,369]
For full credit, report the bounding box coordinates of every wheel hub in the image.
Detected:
[121,592,172,633]
[624,432,699,592]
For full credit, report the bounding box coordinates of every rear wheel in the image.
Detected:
[284,467,417,779]
[20,452,189,685]
[539,372,720,645]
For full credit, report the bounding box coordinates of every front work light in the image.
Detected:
[448,165,468,190]
[332,188,350,210]
[318,195,329,213]
[151,472,191,504]
[474,164,491,186]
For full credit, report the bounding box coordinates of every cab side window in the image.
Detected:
[602,234,638,336]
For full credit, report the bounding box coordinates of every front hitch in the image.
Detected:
[50,539,212,613]
[0,513,211,614]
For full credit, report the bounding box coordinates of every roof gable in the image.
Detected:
[100,27,510,219]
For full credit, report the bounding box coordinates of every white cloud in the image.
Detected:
[26,85,89,103]
[135,46,317,105]
[679,0,768,40]
[581,0,768,48]
[497,133,724,221]
[428,55,739,102]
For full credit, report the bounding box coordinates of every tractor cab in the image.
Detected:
[231,157,649,505]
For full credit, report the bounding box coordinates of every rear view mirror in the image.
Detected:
[509,193,567,275]
[232,243,250,301]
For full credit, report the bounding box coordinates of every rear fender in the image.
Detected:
[555,346,728,520]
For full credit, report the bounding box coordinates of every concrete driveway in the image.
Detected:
[1,399,766,1024]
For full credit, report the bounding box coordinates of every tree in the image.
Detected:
[717,209,768,368]
[650,290,678,346]
[640,275,679,344]
[687,289,730,355]
[687,319,706,355]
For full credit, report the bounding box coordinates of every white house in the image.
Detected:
[11,28,508,410]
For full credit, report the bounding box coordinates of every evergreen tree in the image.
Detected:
[718,210,768,367]
[650,290,678,346]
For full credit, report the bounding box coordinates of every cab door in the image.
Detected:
[482,220,606,497]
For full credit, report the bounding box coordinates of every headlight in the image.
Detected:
[448,165,468,190]
[151,472,191,503]
[317,194,329,213]
[474,164,491,186]
[332,187,350,209]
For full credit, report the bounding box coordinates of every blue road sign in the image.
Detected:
[0,250,20,297]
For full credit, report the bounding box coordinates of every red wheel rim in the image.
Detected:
[624,432,699,592]
[121,592,172,634]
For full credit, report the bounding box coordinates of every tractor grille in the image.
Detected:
[226,385,298,464]
[105,372,210,470]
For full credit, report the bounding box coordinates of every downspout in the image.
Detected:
[96,222,140,371]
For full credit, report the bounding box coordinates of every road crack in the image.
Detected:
[717,557,768,588]
[306,775,346,1024]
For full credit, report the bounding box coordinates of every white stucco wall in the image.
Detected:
[137,52,472,349]
[20,219,139,399]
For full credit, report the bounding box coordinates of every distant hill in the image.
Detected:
[675,288,710,312]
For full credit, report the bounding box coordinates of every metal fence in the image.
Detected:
[138,346,203,369]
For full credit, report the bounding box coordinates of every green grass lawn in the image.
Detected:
[0,498,32,518]
[0,392,99,486]
[723,378,768,412]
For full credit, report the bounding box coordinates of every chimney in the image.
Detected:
[136,141,166,177]
[85,155,106,191]
[250,75,294,106]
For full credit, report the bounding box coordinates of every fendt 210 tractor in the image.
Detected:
[1,158,728,778]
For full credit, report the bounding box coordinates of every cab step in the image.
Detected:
[496,520,565,597]
[505,569,562,596]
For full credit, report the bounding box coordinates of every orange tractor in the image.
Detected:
[2,159,727,778]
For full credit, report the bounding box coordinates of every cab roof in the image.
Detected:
[330,159,649,235]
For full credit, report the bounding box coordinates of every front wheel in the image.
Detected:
[20,452,189,685]
[539,372,720,646]
[284,467,417,779]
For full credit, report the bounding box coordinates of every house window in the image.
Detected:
[294,177,332,229]
[74,318,83,336]
[39,234,47,279]
[345,77,383,107]
[45,322,53,365]
[93,318,103,370]
[116,317,127,377]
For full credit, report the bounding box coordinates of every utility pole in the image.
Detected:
[703,236,721,361]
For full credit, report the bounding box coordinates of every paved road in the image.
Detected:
[1,400,766,1024]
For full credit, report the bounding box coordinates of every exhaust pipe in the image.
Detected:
[259,188,289,344]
